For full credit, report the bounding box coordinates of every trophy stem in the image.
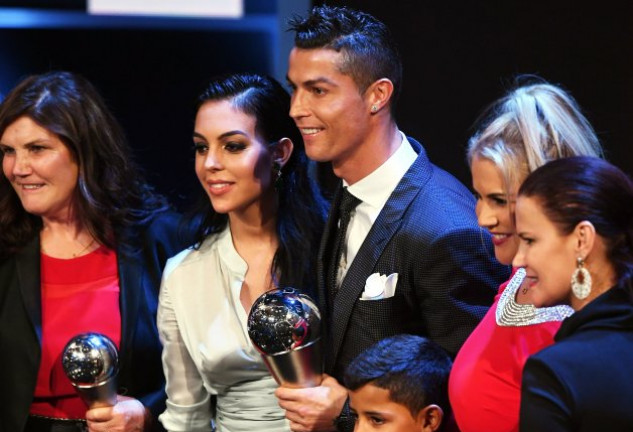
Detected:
[261,338,323,388]
[73,376,118,408]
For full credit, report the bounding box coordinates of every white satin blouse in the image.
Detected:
[157,226,290,432]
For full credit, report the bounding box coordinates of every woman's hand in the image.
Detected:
[85,395,149,432]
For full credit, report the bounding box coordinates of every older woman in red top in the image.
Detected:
[0,71,191,432]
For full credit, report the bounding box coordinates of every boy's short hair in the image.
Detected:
[344,334,452,419]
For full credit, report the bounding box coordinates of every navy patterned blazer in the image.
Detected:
[0,211,191,432]
[318,137,510,381]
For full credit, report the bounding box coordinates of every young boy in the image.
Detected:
[344,334,453,432]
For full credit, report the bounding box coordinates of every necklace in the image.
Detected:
[40,236,97,259]
[71,238,96,257]
[496,268,574,326]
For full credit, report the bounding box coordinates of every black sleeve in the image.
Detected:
[334,397,355,432]
[520,356,573,432]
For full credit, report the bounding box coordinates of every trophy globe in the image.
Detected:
[247,287,323,388]
[62,332,119,408]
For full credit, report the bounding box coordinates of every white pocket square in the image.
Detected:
[360,272,398,300]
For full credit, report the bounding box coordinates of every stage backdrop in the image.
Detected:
[0,0,308,208]
[0,0,631,205]
[317,0,633,187]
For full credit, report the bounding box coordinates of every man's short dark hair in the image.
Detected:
[344,334,452,419]
[288,5,402,107]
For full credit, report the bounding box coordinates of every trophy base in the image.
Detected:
[73,377,118,408]
[262,338,323,388]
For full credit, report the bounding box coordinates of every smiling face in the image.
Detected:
[194,100,276,218]
[350,384,429,432]
[513,195,577,307]
[471,156,520,265]
[1,116,79,222]
[287,47,373,172]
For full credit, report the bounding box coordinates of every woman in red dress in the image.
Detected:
[448,78,603,432]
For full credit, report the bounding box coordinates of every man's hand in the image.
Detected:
[275,374,348,432]
[85,395,148,432]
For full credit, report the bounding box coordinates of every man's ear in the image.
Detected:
[366,78,394,114]
[417,404,444,432]
[271,137,294,167]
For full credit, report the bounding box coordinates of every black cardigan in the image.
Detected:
[520,284,633,431]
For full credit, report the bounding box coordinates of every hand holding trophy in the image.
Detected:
[247,287,323,388]
[61,333,119,409]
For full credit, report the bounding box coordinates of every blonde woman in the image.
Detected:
[449,79,603,432]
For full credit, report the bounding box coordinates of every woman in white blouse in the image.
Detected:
[157,73,327,432]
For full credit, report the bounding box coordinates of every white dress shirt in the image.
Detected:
[337,132,417,284]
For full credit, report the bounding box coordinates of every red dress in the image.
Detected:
[448,269,563,432]
[30,247,121,419]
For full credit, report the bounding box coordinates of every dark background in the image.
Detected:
[318,0,633,186]
[1,0,631,207]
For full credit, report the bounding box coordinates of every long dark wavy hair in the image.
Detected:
[190,73,327,294]
[0,71,168,258]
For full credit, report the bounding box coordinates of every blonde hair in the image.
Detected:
[467,80,603,196]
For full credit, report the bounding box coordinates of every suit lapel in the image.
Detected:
[15,236,43,344]
[317,186,343,318]
[117,246,142,372]
[328,138,432,369]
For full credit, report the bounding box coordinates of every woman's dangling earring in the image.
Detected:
[571,256,592,300]
[273,161,283,192]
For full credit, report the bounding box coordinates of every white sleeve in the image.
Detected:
[157,258,213,432]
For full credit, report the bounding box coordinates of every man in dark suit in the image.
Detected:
[276,5,509,431]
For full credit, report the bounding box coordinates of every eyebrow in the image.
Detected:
[192,130,249,141]
[286,75,338,88]
[487,192,507,199]
[361,409,388,416]
[25,139,51,145]
[0,139,50,148]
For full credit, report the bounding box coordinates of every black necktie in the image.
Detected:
[328,188,361,299]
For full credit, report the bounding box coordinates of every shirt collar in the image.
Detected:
[344,132,417,209]
[216,224,248,276]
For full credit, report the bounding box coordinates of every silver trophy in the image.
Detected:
[247,287,323,388]
[62,333,119,408]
